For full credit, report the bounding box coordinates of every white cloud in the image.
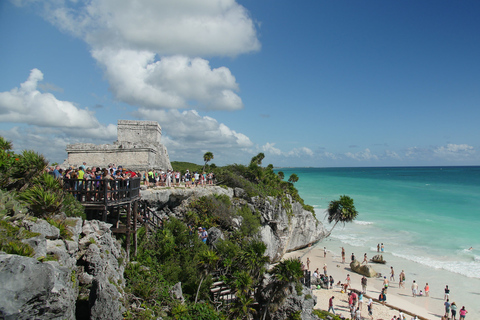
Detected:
[133,109,253,162]
[287,147,314,157]
[93,50,243,110]
[0,69,110,131]
[433,144,475,160]
[16,0,259,111]
[37,0,260,57]
[345,148,379,161]
[262,142,282,155]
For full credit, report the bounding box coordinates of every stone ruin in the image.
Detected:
[65,120,172,171]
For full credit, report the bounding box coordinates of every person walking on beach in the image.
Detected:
[383,276,389,293]
[361,276,367,293]
[445,299,451,317]
[377,243,380,252]
[323,264,327,276]
[362,253,368,264]
[444,285,450,301]
[459,306,467,319]
[346,274,351,288]
[367,298,373,320]
[390,266,395,281]
[451,302,457,320]
[306,257,310,270]
[399,270,406,288]
[351,252,356,262]
[341,247,345,263]
[328,296,335,315]
[424,283,430,297]
[324,247,327,258]
[412,280,418,297]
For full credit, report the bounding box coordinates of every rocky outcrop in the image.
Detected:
[0,254,77,320]
[141,187,327,263]
[350,259,378,278]
[0,218,126,320]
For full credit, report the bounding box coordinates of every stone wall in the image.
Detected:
[65,120,172,171]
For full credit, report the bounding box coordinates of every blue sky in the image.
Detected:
[1,0,479,167]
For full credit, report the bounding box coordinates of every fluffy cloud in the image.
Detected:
[0,69,113,133]
[93,50,242,110]
[15,0,259,111]
[433,144,475,160]
[35,0,260,57]
[262,142,282,156]
[345,148,379,161]
[133,108,253,163]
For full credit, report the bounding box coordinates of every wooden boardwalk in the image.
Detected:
[63,177,159,260]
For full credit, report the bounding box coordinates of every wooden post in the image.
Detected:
[133,201,138,257]
[126,203,131,261]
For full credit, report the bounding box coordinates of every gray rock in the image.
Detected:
[89,275,124,320]
[21,234,46,258]
[170,282,185,303]
[265,283,319,320]
[206,227,224,247]
[0,254,76,320]
[23,219,60,239]
[350,259,378,278]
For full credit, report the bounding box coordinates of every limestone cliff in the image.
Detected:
[0,218,126,320]
[141,186,327,262]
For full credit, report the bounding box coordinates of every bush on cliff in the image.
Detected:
[0,136,84,220]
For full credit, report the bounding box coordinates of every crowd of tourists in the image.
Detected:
[44,162,216,189]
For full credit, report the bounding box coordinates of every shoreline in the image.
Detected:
[284,244,455,320]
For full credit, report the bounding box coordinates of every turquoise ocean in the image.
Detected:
[277,166,480,315]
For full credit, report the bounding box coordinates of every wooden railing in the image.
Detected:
[63,177,141,206]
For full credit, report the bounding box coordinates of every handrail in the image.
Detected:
[63,177,141,205]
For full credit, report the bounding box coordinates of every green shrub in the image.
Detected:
[0,220,39,257]
[237,205,261,237]
[313,309,344,320]
[46,218,73,240]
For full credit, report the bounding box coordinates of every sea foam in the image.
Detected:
[392,252,480,279]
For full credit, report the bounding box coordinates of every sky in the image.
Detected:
[1,0,479,168]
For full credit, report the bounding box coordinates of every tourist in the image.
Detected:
[329,275,334,289]
[383,276,389,293]
[412,280,418,297]
[341,247,345,263]
[399,270,406,288]
[379,288,387,305]
[351,252,355,262]
[323,264,327,276]
[390,266,395,281]
[451,302,457,320]
[377,243,380,252]
[367,298,373,320]
[328,296,335,315]
[381,243,385,252]
[345,274,351,288]
[424,283,429,297]
[445,299,451,317]
[355,306,362,320]
[313,268,318,279]
[361,275,367,293]
[363,253,368,264]
[324,247,327,258]
[459,306,467,319]
[358,291,363,310]
[444,285,450,301]
[306,257,310,270]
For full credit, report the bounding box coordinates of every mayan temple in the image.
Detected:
[65,120,172,171]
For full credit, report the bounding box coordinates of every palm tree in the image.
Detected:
[288,173,299,184]
[195,248,219,304]
[202,151,214,172]
[277,171,284,180]
[0,136,12,151]
[261,258,304,320]
[326,195,358,236]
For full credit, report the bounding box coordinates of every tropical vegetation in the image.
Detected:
[325,195,358,235]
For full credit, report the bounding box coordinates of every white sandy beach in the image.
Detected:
[284,245,453,320]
